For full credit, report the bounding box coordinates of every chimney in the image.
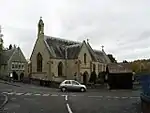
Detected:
[9,44,12,50]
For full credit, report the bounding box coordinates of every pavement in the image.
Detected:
[0,93,8,112]
[0,80,142,113]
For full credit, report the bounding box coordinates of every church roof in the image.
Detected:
[0,48,15,65]
[44,35,110,63]
[86,42,100,62]
[44,35,81,59]
[66,44,82,59]
[94,50,108,63]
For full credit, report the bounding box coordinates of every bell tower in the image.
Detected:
[38,17,44,36]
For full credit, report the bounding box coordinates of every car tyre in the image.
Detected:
[61,87,66,92]
[80,87,86,92]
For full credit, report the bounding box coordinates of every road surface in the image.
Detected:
[0,82,141,113]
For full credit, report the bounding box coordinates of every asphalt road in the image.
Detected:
[0,82,141,113]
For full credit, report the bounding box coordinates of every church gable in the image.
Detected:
[30,35,50,73]
[77,41,92,63]
[86,42,111,63]
[30,37,50,60]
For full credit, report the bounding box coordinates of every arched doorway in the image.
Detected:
[13,71,18,80]
[83,71,88,85]
[20,73,24,81]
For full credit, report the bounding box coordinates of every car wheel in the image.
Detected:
[80,87,86,92]
[61,87,66,92]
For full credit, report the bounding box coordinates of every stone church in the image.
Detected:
[30,18,111,85]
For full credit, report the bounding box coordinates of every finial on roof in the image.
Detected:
[40,16,42,20]
[87,39,89,43]
[101,45,104,51]
[0,25,3,37]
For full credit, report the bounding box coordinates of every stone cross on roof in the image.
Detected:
[87,39,89,43]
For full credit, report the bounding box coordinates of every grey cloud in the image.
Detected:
[1,0,150,61]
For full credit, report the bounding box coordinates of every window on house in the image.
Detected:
[4,65,6,70]
[93,64,96,71]
[58,62,63,76]
[12,63,15,69]
[84,53,86,64]
[37,53,43,72]
[18,63,21,69]
[15,63,18,69]
[22,64,24,68]
[21,64,24,70]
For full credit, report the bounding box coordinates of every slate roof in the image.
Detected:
[0,49,15,65]
[94,50,108,63]
[44,35,81,59]
[107,63,132,73]
[44,35,110,63]
[66,44,82,59]
[86,43,98,62]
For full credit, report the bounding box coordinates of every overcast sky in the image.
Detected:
[0,0,150,62]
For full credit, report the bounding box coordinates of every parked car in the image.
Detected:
[59,80,87,92]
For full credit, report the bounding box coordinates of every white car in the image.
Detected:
[59,80,87,92]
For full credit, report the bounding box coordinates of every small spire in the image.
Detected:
[40,16,42,20]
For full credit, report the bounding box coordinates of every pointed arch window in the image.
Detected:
[58,62,63,76]
[93,64,96,71]
[37,53,43,72]
[84,53,87,64]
